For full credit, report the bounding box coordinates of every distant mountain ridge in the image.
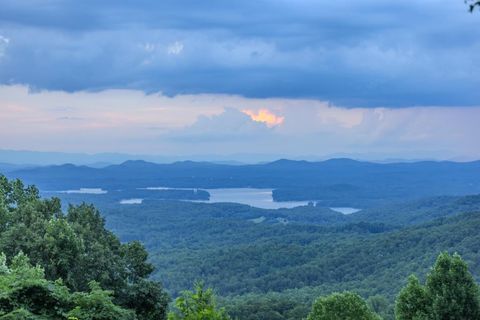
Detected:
[13,157,480,176]
[3,148,463,166]
[5,158,480,207]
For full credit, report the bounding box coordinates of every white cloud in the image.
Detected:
[0,35,10,58]
[167,41,184,55]
[143,42,156,53]
[168,108,272,143]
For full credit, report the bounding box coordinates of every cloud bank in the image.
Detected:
[0,1,479,106]
[1,85,479,160]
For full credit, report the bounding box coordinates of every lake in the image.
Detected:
[202,188,310,209]
[329,207,361,215]
[145,187,361,213]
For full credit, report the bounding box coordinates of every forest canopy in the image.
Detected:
[2,175,480,319]
[0,175,169,319]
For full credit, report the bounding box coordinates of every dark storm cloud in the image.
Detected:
[0,0,479,106]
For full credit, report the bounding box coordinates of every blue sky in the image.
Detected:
[0,1,479,160]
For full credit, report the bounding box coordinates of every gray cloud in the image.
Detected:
[0,1,479,106]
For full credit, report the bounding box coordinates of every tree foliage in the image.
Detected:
[168,282,231,320]
[307,292,380,320]
[0,252,135,319]
[395,276,429,320]
[68,281,136,320]
[426,252,480,319]
[78,190,480,320]
[367,295,395,320]
[0,176,169,319]
[396,252,480,320]
[3,175,480,320]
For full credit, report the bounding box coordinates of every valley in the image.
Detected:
[4,159,480,319]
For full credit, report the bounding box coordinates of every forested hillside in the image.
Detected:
[100,200,480,319]
[42,183,480,319]
[0,176,169,319]
[2,174,480,319]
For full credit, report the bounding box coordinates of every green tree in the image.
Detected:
[68,281,136,320]
[367,295,395,320]
[118,279,169,320]
[396,252,480,320]
[0,252,69,319]
[307,292,380,320]
[122,241,155,282]
[426,252,480,319]
[395,276,429,320]
[0,252,135,319]
[42,218,84,285]
[168,282,231,320]
[0,176,170,319]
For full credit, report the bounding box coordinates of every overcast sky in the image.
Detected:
[0,1,479,161]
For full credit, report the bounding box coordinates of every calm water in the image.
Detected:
[145,187,360,212]
[329,207,361,215]
[202,188,311,209]
[204,188,361,213]
[57,186,360,213]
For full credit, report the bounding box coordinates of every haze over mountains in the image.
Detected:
[5,157,480,208]
[0,149,455,168]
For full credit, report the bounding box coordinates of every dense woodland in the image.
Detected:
[1,173,480,319]
[0,176,169,319]
[100,198,480,319]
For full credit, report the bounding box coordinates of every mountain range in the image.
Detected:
[4,158,480,207]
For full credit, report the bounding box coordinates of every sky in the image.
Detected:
[0,0,479,161]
